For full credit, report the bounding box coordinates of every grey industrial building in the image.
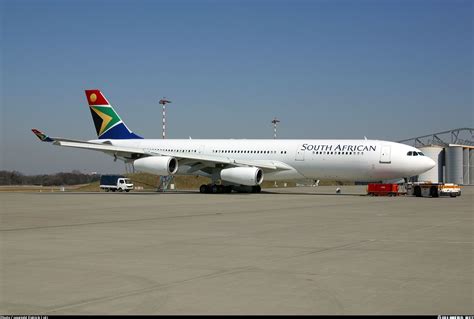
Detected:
[398,128,474,185]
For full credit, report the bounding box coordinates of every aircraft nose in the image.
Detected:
[424,157,436,170]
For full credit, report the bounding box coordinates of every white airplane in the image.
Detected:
[32,89,435,193]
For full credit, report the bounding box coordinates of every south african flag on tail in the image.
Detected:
[85,89,142,139]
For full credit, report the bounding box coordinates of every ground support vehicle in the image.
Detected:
[407,182,461,198]
[367,183,404,196]
[100,175,134,192]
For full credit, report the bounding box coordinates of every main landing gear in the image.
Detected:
[199,184,261,194]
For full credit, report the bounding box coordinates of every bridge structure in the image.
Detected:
[397,128,474,185]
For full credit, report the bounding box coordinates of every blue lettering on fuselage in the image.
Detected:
[301,144,377,152]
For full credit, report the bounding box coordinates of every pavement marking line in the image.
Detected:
[271,239,376,260]
[376,239,474,244]
[386,219,465,240]
[0,198,390,232]
[45,266,256,314]
[0,212,238,232]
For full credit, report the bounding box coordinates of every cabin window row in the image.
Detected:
[151,149,197,153]
[212,150,288,154]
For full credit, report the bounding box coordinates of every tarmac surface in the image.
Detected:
[1,186,473,314]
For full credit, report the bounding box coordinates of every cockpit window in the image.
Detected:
[407,151,425,156]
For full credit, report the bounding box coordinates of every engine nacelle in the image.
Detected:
[133,156,178,175]
[220,167,263,186]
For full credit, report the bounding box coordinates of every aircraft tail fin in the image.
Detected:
[85,89,143,139]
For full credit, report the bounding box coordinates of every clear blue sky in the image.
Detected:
[1,0,472,174]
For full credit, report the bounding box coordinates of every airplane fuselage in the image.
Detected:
[94,138,435,182]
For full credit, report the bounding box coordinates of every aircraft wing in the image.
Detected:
[144,149,292,171]
[32,129,105,144]
[53,140,148,159]
[32,129,150,159]
[32,128,147,160]
[32,129,291,172]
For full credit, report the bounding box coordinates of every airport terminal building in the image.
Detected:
[398,128,474,185]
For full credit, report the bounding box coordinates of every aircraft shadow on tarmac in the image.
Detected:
[36,190,365,197]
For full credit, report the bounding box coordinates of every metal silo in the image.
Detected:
[463,148,470,185]
[470,149,474,185]
[445,146,463,184]
[418,146,444,183]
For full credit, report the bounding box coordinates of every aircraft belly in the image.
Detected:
[294,157,375,181]
[264,168,306,181]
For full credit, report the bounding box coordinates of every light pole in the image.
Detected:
[271,117,280,188]
[157,98,173,192]
[159,98,172,139]
[271,117,280,139]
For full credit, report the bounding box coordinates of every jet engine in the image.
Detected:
[133,156,178,175]
[220,167,263,186]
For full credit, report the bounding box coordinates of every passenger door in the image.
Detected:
[380,145,391,163]
[295,146,305,161]
[198,145,205,154]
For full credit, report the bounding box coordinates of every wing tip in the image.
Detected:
[31,128,54,142]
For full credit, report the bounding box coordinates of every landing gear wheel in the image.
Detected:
[414,186,421,197]
[200,184,234,194]
[252,185,261,193]
[430,187,439,198]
